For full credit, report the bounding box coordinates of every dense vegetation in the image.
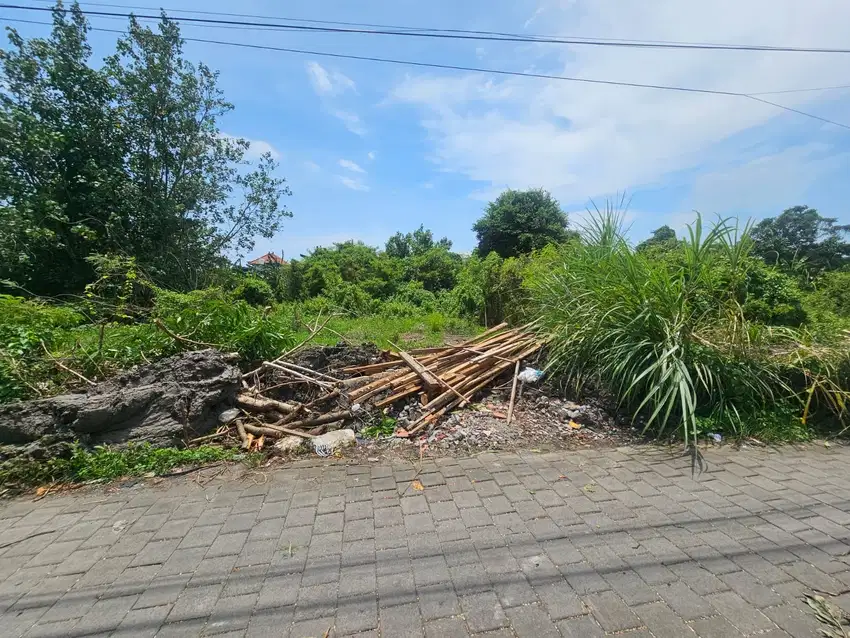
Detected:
[1,4,848,449]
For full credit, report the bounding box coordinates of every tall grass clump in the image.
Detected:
[530,203,848,447]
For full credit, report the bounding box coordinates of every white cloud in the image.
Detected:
[306,61,356,96]
[303,160,320,172]
[219,133,281,160]
[333,110,367,136]
[338,175,370,191]
[338,159,366,173]
[367,151,376,161]
[389,0,850,207]
[523,6,544,29]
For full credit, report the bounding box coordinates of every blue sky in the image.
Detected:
[3,0,850,260]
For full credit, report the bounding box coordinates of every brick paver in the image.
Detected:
[1,444,849,636]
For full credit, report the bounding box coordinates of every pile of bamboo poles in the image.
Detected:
[342,323,542,435]
[198,323,542,448]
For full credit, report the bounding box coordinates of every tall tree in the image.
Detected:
[636,225,678,252]
[751,206,849,276]
[473,188,569,258]
[0,2,292,294]
[384,225,451,259]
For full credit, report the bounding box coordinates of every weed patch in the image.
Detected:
[0,443,242,491]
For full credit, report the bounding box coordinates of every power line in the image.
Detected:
[2,15,849,132]
[18,0,850,54]
[749,84,850,96]
[6,2,850,54]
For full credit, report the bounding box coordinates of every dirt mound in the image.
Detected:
[0,349,241,462]
[291,344,382,374]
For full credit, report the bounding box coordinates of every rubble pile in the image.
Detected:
[214,323,545,453]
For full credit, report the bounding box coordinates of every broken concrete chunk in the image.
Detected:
[273,435,305,454]
[311,429,355,454]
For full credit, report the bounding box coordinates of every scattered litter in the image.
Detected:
[218,408,241,425]
[112,520,127,533]
[568,420,582,430]
[518,367,544,383]
[583,483,596,492]
[707,432,722,443]
[314,443,332,457]
[411,479,424,491]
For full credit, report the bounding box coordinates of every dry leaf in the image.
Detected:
[583,483,596,492]
[34,486,49,497]
[568,420,582,430]
[395,428,409,438]
[491,411,507,419]
[411,479,425,491]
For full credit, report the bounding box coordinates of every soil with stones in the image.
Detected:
[0,349,241,463]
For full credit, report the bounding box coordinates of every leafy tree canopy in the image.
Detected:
[0,2,292,294]
[473,188,570,258]
[636,225,678,252]
[385,224,452,259]
[751,205,849,276]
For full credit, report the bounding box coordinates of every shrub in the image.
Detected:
[152,287,294,362]
[0,295,87,401]
[530,205,848,446]
[233,276,274,306]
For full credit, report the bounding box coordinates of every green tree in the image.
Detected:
[751,206,849,276]
[636,225,678,252]
[385,225,451,258]
[0,2,292,294]
[473,188,570,258]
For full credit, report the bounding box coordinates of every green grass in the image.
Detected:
[0,443,242,490]
[292,313,480,350]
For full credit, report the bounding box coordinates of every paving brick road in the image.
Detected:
[1,444,850,637]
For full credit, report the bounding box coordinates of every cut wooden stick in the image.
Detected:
[267,360,340,383]
[262,362,335,389]
[243,423,315,439]
[272,410,353,430]
[235,420,250,448]
[506,360,521,425]
[393,347,442,393]
[236,394,298,414]
[241,314,335,379]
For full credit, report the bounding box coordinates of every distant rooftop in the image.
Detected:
[247,251,286,266]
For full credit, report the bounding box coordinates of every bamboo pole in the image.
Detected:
[506,360,521,425]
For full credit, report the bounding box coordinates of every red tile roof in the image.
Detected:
[247,252,286,266]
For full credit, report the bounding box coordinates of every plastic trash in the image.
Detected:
[707,432,722,443]
[518,367,544,383]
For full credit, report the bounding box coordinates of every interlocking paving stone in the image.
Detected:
[2,445,850,637]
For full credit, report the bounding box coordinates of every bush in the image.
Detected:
[0,295,87,401]
[153,287,295,362]
[529,206,848,445]
[233,276,274,306]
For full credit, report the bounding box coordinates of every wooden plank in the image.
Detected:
[396,350,442,393]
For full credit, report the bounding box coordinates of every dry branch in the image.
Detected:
[236,394,298,414]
